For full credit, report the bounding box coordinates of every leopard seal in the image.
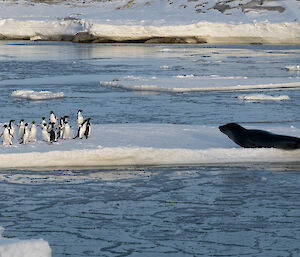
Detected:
[219,123,300,150]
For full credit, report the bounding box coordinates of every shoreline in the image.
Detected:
[0,20,299,44]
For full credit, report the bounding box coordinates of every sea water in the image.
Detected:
[0,41,300,256]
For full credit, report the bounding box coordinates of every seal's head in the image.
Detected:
[219,123,246,141]
[219,123,243,133]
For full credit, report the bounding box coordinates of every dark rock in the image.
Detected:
[144,37,186,44]
[72,32,95,43]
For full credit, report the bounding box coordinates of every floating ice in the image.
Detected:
[0,226,51,257]
[100,76,300,92]
[238,94,290,101]
[11,90,65,100]
[0,124,300,169]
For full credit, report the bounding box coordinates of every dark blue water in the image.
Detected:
[1,165,300,257]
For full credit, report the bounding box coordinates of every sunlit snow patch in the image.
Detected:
[0,226,51,257]
[238,94,290,101]
[100,76,300,92]
[11,90,65,100]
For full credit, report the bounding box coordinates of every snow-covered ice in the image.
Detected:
[1,123,300,169]
[100,76,300,92]
[0,0,299,44]
[0,227,51,257]
[238,94,290,101]
[11,90,65,100]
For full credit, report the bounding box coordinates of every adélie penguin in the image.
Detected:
[50,111,57,125]
[8,120,15,139]
[84,118,91,139]
[29,121,37,142]
[21,123,30,144]
[73,119,87,139]
[49,122,57,143]
[18,119,25,142]
[42,125,50,143]
[57,116,65,139]
[77,109,84,127]
[63,121,71,139]
[1,125,13,146]
[41,117,47,129]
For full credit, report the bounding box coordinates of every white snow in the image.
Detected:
[0,227,51,257]
[100,76,300,92]
[11,90,65,100]
[238,94,290,101]
[0,123,300,169]
[0,0,299,43]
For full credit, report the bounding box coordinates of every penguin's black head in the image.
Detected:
[32,121,35,124]
[42,117,45,119]
[3,124,7,128]
[10,120,15,122]
[25,123,28,126]
[20,119,24,122]
[78,109,82,113]
[50,111,54,114]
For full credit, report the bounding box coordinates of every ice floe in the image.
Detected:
[0,123,300,169]
[100,76,300,92]
[0,226,51,257]
[11,90,65,100]
[238,94,290,101]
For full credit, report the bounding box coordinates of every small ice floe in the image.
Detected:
[11,90,65,100]
[0,226,51,257]
[160,65,169,69]
[238,94,290,102]
[285,65,300,71]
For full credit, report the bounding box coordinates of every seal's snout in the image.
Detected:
[219,124,229,134]
[219,125,225,133]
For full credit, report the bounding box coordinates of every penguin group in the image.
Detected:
[0,109,91,146]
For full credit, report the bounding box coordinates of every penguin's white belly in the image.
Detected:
[23,128,29,144]
[79,124,86,138]
[42,129,50,142]
[63,125,71,139]
[77,116,84,126]
[18,126,24,139]
[50,114,57,124]
[3,129,12,146]
[29,126,37,142]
